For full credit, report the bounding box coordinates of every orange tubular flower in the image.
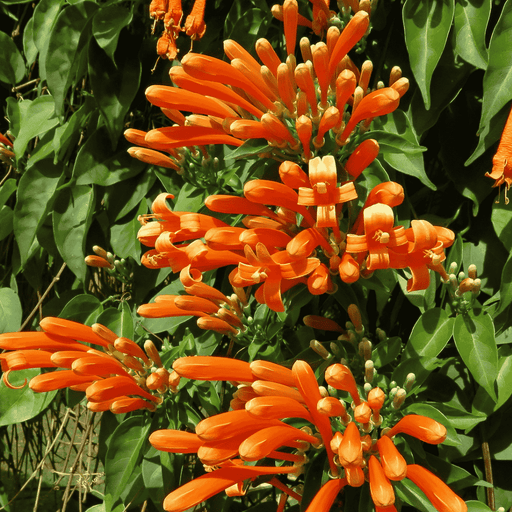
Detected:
[345,203,408,271]
[406,465,468,512]
[149,357,465,512]
[297,155,358,227]
[486,103,512,203]
[183,0,206,39]
[0,318,171,412]
[384,414,447,444]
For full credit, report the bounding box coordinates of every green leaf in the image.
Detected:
[32,0,66,80]
[59,294,104,324]
[0,288,22,333]
[95,306,133,339]
[92,4,133,63]
[394,478,438,512]
[453,0,491,69]
[73,126,145,186]
[0,369,58,427]
[453,309,498,400]
[53,185,95,282]
[466,501,493,512]
[173,181,208,212]
[478,0,512,133]
[406,308,454,359]
[88,37,141,148]
[494,347,512,410]
[110,200,146,261]
[0,206,14,241]
[0,31,25,85]
[403,0,455,109]
[405,403,460,446]
[435,401,485,431]
[13,159,63,267]
[13,96,60,158]
[0,179,16,208]
[105,416,151,506]
[494,252,512,316]
[492,199,512,251]
[23,16,38,67]
[45,2,98,117]
[372,336,402,368]
[226,139,272,160]
[467,0,512,164]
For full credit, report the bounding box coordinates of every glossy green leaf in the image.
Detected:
[0,369,58,427]
[0,31,25,85]
[13,96,59,158]
[453,309,498,400]
[467,0,512,164]
[0,287,22,333]
[95,305,133,340]
[73,126,145,186]
[494,252,512,316]
[453,0,490,69]
[403,0,455,109]
[88,37,141,147]
[45,1,98,117]
[13,159,63,267]
[53,185,95,282]
[92,4,133,63]
[394,478,437,512]
[59,294,104,324]
[466,501,493,512]
[494,347,512,410]
[492,199,512,250]
[435,402,485,431]
[105,416,151,505]
[406,308,454,359]
[32,0,66,80]
[405,403,460,446]
[0,206,14,241]
[0,179,16,209]
[110,200,146,261]
[23,16,38,67]
[372,336,402,368]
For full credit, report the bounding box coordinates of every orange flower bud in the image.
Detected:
[325,364,361,405]
[368,455,395,507]
[385,414,447,444]
[376,435,407,481]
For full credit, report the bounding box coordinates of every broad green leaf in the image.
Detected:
[453,0,491,69]
[141,451,166,507]
[494,252,512,316]
[0,206,13,241]
[372,336,402,368]
[0,288,22,333]
[73,126,145,186]
[110,200,146,261]
[478,0,512,133]
[435,402,485,431]
[422,453,484,491]
[0,31,25,85]
[393,356,443,394]
[0,179,16,208]
[88,37,141,147]
[494,347,512,410]
[226,140,272,160]
[23,16,38,67]
[13,159,63,267]
[32,0,66,80]
[0,369,57,427]
[406,308,454,358]
[53,185,95,282]
[59,294,104,324]
[45,2,98,117]
[173,181,208,212]
[466,502,493,512]
[492,199,512,251]
[92,4,133,63]
[394,479,437,512]
[403,0,455,109]
[95,306,133,340]
[398,271,436,313]
[105,416,151,505]
[453,309,498,400]
[13,96,59,158]
[53,95,96,163]
[405,403,460,446]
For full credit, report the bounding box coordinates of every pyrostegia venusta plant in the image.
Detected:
[148,355,467,512]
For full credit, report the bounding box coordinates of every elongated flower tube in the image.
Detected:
[406,465,467,512]
[376,435,407,480]
[368,455,395,507]
[173,356,255,382]
[325,363,361,405]
[384,414,447,444]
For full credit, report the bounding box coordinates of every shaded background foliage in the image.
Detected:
[1,0,512,510]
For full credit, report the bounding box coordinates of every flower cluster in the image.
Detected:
[127,4,408,169]
[149,356,467,512]
[0,317,178,414]
[150,0,207,61]
[136,157,454,312]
